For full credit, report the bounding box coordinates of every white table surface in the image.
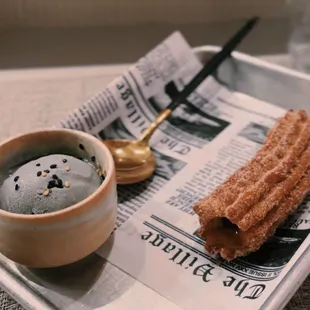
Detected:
[0,54,307,310]
[0,64,129,141]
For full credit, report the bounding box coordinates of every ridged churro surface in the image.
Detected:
[193,110,310,260]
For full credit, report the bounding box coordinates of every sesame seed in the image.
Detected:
[91,156,96,162]
[43,189,50,196]
[47,180,56,189]
[62,159,67,163]
[50,164,57,169]
[57,179,63,188]
[14,176,19,182]
[15,184,19,191]
[64,181,70,188]
[37,171,42,177]
[36,163,41,167]
[42,172,47,177]
[101,169,106,181]
[65,166,71,172]
[79,144,85,150]
[44,169,50,173]
[52,174,58,180]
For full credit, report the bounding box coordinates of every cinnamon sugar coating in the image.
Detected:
[193,110,310,260]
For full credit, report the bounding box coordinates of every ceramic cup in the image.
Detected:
[0,129,117,268]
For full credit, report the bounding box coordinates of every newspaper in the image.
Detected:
[60,32,310,310]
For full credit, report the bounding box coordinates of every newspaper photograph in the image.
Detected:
[60,31,310,309]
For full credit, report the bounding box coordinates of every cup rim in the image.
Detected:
[0,128,115,221]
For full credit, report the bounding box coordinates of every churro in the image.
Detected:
[193,110,310,260]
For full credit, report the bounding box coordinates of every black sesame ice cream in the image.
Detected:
[0,154,103,215]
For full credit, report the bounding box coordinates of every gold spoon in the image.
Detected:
[104,17,259,184]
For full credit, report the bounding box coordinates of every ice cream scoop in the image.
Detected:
[0,154,103,215]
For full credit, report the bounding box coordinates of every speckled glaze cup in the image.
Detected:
[0,129,117,268]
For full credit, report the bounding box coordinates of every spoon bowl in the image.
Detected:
[104,139,156,184]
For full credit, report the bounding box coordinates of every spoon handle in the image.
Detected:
[138,109,172,143]
[138,16,259,144]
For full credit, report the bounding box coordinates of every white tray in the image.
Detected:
[0,46,309,310]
